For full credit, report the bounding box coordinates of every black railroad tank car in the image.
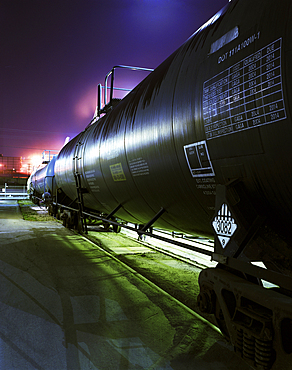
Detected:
[28,1,292,368]
[28,156,56,204]
[54,0,291,238]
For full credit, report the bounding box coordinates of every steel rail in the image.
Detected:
[82,210,213,257]
[51,201,213,256]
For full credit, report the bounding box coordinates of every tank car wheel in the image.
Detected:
[62,216,67,227]
[76,214,83,233]
[48,204,54,216]
[73,212,79,230]
[138,233,146,241]
[56,208,61,220]
[102,221,110,231]
[67,214,74,229]
[112,223,121,233]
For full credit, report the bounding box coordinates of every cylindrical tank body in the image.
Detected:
[55,0,292,239]
[28,156,56,197]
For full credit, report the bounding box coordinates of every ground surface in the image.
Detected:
[0,200,253,369]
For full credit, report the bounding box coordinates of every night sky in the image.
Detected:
[1,0,227,164]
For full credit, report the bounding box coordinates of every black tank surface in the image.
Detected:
[55,0,292,240]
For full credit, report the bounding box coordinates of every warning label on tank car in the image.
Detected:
[110,163,126,181]
[184,140,214,178]
[203,38,287,140]
[212,203,237,248]
[129,158,150,177]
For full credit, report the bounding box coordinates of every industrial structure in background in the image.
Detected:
[0,154,30,186]
[0,151,58,185]
[0,151,58,199]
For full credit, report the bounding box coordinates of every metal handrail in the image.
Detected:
[94,65,154,117]
[0,184,28,199]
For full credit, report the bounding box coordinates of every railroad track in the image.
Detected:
[129,228,216,270]
[82,227,221,335]
[87,224,216,269]
[78,228,255,370]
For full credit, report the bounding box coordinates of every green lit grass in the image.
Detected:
[18,200,56,221]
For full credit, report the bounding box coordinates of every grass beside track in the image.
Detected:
[18,200,56,221]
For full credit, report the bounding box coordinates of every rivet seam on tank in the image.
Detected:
[212,203,237,248]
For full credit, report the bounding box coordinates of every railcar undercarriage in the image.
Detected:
[197,182,292,370]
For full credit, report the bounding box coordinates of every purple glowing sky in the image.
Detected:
[1,0,227,160]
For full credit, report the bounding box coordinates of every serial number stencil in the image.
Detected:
[203,38,287,139]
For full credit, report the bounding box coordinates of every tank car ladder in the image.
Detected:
[73,141,88,234]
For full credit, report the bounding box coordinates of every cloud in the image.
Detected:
[74,86,96,120]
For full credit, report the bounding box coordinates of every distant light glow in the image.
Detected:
[20,163,28,173]
[74,86,96,120]
[30,155,43,169]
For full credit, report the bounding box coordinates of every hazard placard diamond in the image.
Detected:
[212,203,237,248]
